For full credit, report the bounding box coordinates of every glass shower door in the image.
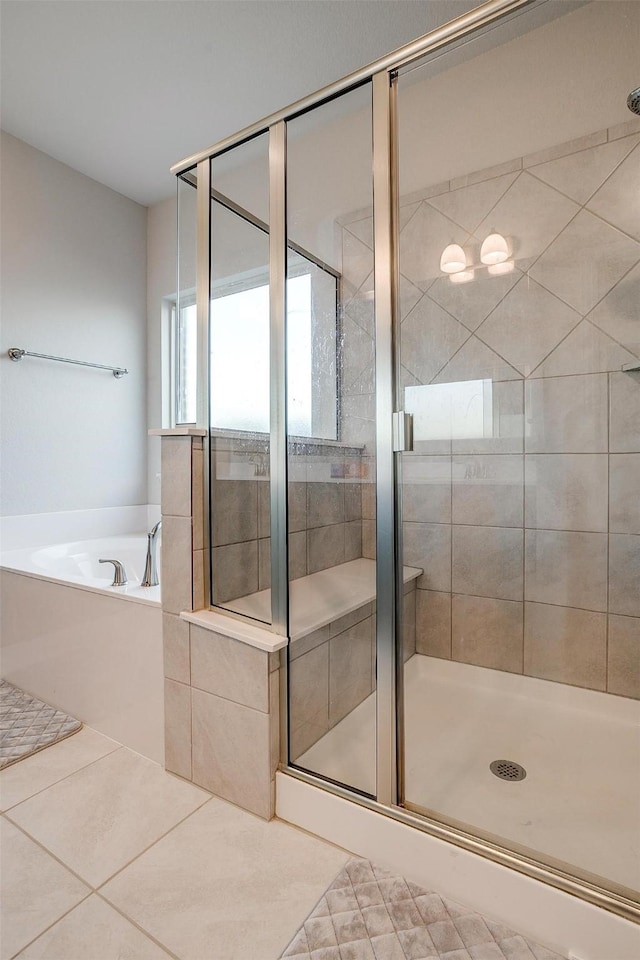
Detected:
[285,83,378,797]
[396,0,640,898]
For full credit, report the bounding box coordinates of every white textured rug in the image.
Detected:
[280,857,564,960]
[0,679,81,768]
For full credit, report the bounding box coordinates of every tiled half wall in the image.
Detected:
[341,118,640,700]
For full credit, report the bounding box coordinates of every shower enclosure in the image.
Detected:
[173,0,640,923]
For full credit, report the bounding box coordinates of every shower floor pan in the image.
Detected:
[296,653,640,894]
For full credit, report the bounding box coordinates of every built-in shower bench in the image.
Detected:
[181,556,421,653]
[182,557,422,762]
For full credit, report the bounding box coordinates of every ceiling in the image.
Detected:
[0,0,479,207]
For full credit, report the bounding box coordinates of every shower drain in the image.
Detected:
[490,759,527,782]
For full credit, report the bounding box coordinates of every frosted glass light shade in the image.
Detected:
[488,259,514,276]
[450,269,475,284]
[480,233,509,265]
[440,243,466,274]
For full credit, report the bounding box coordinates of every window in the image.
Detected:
[173,261,338,439]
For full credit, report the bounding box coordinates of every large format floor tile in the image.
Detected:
[101,797,349,960]
[15,896,172,960]
[0,726,119,812]
[6,747,210,886]
[0,818,89,959]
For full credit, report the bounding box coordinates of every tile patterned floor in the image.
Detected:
[0,680,81,768]
[0,725,566,960]
[279,859,564,960]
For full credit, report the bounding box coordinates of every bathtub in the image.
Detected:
[0,523,163,763]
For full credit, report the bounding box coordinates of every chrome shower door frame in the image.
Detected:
[183,0,639,924]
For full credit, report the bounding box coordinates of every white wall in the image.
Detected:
[0,132,147,517]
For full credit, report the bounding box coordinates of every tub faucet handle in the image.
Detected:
[99,558,128,586]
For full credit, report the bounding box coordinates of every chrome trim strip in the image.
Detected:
[373,70,397,807]
[171,0,532,174]
[269,122,289,637]
[280,765,640,923]
[195,159,212,607]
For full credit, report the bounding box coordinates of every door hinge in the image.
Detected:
[392,411,413,452]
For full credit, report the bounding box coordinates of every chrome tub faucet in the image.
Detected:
[141,519,162,587]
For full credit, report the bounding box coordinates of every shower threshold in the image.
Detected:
[296,654,640,895]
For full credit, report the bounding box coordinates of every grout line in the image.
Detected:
[4,815,95,890]
[96,795,214,891]
[93,891,182,960]
[1,743,124,814]
[7,890,94,960]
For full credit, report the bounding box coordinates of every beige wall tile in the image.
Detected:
[161,438,192,518]
[161,516,193,615]
[523,129,606,167]
[608,615,640,699]
[306,481,344,528]
[452,525,523,601]
[307,523,345,574]
[258,537,271,590]
[164,679,192,780]
[192,548,205,610]
[191,445,204,550]
[524,454,608,532]
[478,276,581,376]
[211,479,257,547]
[403,456,451,523]
[452,595,523,673]
[289,643,329,749]
[289,530,308,580]
[344,520,362,561]
[344,482,362,522]
[403,588,416,661]
[269,669,280,787]
[212,540,258,603]
[525,374,608,453]
[257,479,270,539]
[162,613,190,684]
[416,589,451,659]
[329,617,373,726]
[452,455,522,527]
[288,481,308,534]
[403,522,451,592]
[610,454,640,534]
[524,602,606,690]
[609,534,640,617]
[191,625,270,712]
[361,482,376,520]
[452,380,524,456]
[289,624,330,661]
[328,603,373,639]
[610,371,640,453]
[192,689,271,819]
[362,519,376,559]
[529,209,639,316]
[525,530,607,612]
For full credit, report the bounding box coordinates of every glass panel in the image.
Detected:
[208,134,272,624]
[286,83,377,797]
[176,172,197,424]
[397,0,640,897]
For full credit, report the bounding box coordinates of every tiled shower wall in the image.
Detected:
[341,118,640,700]
[211,436,365,604]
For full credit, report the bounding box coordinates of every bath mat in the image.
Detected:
[0,679,82,769]
[279,857,564,959]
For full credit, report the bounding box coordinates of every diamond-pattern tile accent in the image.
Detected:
[586,142,640,241]
[427,172,519,235]
[529,209,640,316]
[528,135,639,206]
[279,859,565,960]
[0,679,81,768]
